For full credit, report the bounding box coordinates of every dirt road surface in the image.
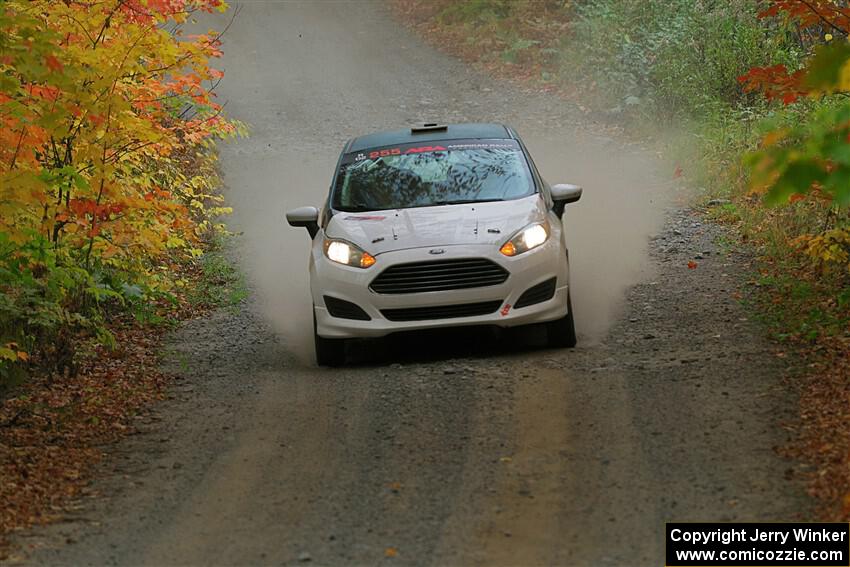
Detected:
[16,2,808,566]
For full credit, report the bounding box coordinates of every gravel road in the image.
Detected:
[16,2,809,566]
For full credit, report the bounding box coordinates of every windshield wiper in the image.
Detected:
[430,198,505,206]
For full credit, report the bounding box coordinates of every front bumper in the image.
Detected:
[310,239,570,339]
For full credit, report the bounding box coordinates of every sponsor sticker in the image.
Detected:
[344,139,521,164]
[343,215,386,221]
[446,143,515,150]
[367,146,448,159]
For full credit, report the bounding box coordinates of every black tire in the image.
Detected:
[546,293,577,348]
[314,312,346,367]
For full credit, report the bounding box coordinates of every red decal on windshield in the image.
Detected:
[369,148,402,159]
[404,145,447,154]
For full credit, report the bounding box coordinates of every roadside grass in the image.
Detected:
[186,236,248,313]
[390,0,850,519]
[391,0,571,84]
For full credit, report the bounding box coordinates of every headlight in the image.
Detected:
[323,238,376,268]
[499,221,550,256]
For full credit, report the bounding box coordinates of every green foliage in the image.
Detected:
[427,0,571,68]
[501,38,541,64]
[806,42,850,92]
[187,238,248,311]
[438,0,514,23]
[744,54,850,208]
[563,0,803,121]
[0,233,94,380]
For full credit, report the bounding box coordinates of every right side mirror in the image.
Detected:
[286,206,320,238]
[551,183,582,216]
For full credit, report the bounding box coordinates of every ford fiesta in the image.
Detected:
[287,123,582,366]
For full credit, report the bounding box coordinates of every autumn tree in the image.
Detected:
[0,0,240,375]
[739,0,850,274]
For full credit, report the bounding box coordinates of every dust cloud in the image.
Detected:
[523,135,671,339]
[205,2,674,361]
[220,152,335,363]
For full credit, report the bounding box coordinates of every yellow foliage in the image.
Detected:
[794,228,850,273]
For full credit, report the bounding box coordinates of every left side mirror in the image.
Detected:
[551,183,582,216]
[286,206,320,238]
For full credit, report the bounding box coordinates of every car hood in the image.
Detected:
[325,195,546,255]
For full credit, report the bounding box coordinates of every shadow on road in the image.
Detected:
[344,324,553,366]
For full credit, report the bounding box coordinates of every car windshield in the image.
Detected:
[331,142,535,212]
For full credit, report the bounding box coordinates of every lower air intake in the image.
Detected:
[323,295,371,321]
[381,300,503,322]
[514,278,557,309]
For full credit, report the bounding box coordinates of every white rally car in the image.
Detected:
[287,123,582,366]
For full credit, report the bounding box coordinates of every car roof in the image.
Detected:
[344,123,515,153]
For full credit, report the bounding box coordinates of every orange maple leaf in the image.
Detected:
[45,54,63,73]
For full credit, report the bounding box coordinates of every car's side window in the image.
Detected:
[321,197,333,230]
[324,149,349,228]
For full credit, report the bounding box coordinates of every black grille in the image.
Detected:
[323,295,371,321]
[370,258,509,294]
[381,300,503,322]
[514,278,557,309]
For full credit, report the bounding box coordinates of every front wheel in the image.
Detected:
[314,312,346,366]
[545,293,577,348]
